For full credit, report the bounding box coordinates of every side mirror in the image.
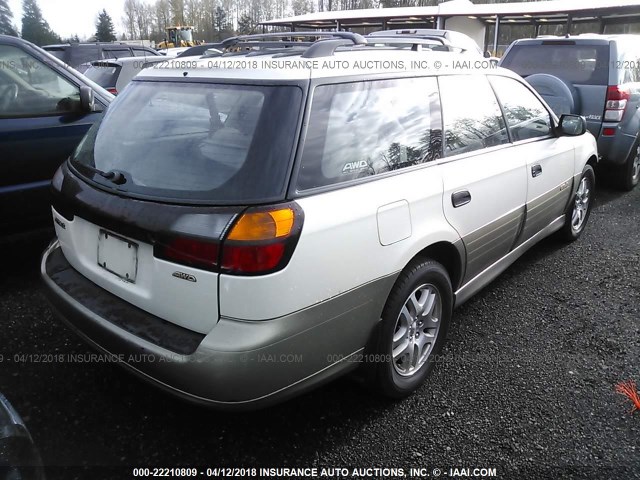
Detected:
[79,86,95,111]
[557,114,586,136]
[484,50,491,58]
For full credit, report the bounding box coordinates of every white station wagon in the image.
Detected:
[42,33,598,409]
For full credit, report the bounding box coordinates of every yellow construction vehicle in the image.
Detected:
[157,26,200,49]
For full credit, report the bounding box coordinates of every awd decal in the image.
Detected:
[172,271,197,283]
[54,218,66,230]
[342,160,369,173]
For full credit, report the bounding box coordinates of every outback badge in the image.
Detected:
[172,271,197,283]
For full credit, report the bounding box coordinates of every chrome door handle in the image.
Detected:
[532,164,543,177]
[452,190,472,208]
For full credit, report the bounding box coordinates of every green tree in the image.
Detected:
[0,0,17,36]
[21,0,60,46]
[95,9,117,42]
[237,14,256,35]
[170,0,184,25]
[213,6,228,33]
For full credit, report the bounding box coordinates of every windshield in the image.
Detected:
[71,81,302,204]
[180,29,194,43]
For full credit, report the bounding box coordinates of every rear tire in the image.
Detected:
[559,164,595,242]
[615,140,640,191]
[365,259,452,399]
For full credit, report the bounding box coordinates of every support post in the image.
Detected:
[565,14,573,35]
[493,15,500,57]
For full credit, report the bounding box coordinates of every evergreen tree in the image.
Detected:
[21,0,61,46]
[0,0,17,36]
[95,9,116,42]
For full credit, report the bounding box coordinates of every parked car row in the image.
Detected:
[42,41,161,72]
[500,35,640,191]
[0,30,636,411]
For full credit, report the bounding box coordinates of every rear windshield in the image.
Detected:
[84,63,120,87]
[501,43,610,85]
[70,81,302,204]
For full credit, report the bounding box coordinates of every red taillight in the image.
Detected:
[221,243,286,273]
[606,85,630,101]
[155,237,219,271]
[107,87,118,95]
[603,127,616,136]
[153,202,304,276]
[604,85,630,122]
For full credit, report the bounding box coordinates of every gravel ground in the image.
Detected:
[0,184,638,480]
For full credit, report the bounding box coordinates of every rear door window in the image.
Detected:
[133,48,157,57]
[103,48,132,59]
[70,47,100,67]
[297,77,442,190]
[439,74,509,156]
[490,76,552,142]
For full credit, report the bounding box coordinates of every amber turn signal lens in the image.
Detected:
[227,208,295,241]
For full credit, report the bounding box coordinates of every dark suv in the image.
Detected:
[500,35,640,190]
[43,42,161,72]
[0,35,112,234]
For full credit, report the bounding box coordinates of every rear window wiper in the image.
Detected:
[80,164,127,185]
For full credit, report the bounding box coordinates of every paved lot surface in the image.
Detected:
[0,184,638,480]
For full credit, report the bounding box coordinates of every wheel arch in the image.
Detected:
[407,240,465,293]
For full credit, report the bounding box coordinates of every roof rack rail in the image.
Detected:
[364,36,458,52]
[221,31,368,58]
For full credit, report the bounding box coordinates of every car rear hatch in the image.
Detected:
[84,61,121,94]
[54,79,303,334]
[500,40,610,137]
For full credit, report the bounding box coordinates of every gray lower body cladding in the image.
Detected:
[41,241,397,409]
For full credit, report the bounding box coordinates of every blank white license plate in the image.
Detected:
[97,230,138,283]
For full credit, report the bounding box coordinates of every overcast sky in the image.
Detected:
[8,0,127,39]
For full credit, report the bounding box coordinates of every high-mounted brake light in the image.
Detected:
[604,85,630,122]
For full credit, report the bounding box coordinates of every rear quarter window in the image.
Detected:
[297,77,442,191]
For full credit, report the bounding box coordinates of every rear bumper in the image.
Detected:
[41,241,393,410]
[597,126,636,166]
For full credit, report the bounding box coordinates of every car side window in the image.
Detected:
[490,75,553,142]
[297,77,442,190]
[103,49,132,59]
[133,49,153,57]
[439,74,509,156]
[0,44,81,118]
